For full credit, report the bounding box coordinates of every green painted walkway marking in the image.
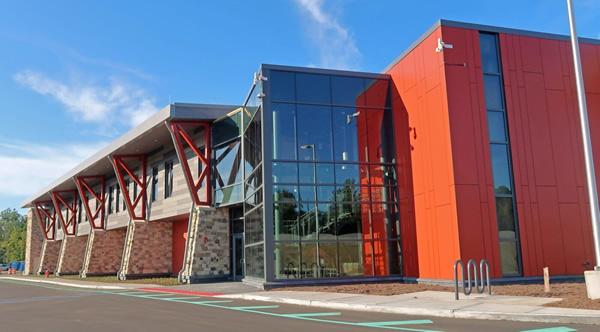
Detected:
[188,300,234,305]
[520,328,577,332]
[118,292,153,296]
[357,320,435,327]
[230,305,280,310]
[282,312,342,317]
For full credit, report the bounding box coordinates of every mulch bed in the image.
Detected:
[273,282,600,310]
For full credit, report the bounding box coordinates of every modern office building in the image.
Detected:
[22,20,600,287]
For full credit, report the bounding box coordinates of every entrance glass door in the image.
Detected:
[232,234,244,280]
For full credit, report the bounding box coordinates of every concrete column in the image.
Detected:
[24,209,44,275]
[87,228,126,276]
[126,221,172,276]
[58,235,88,275]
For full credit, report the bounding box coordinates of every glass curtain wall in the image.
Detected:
[265,67,401,281]
[212,110,243,206]
[479,32,522,276]
[242,76,265,279]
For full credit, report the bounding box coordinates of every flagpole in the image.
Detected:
[566,0,600,272]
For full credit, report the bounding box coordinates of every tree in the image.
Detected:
[0,208,26,263]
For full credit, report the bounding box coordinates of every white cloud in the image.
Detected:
[14,70,158,128]
[294,0,361,70]
[0,139,108,197]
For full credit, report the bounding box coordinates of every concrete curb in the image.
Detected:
[0,277,125,290]
[218,293,600,326]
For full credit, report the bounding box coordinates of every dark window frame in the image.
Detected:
[165,160,174,198]
[108,185,114,215]
[152,166,159,202]
[115,184,120,213]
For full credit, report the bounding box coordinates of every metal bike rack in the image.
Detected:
[454,259,491,300]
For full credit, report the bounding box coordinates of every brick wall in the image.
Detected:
[127,221,172,275]
[87,228,126,275]
[40,240,61,273]
[59,235,88,274]
[24,209,44,275]
[191,208,230,278]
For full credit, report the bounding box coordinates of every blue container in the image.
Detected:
[18,261,25,271]
[10,261,18,269]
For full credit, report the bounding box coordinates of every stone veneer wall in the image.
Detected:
[127,221,172,275]
[87,228,126,275]
[40,240,61,273]
[24,209,44,275]
[190,208,230,278]
[59,235,88,274]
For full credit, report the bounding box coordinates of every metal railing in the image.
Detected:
[454,259,491,300]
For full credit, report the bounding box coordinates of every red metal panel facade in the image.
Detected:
[497,33,600,276]
[387,26,462,280]
[388,24,600,280]
[439,26,504,279]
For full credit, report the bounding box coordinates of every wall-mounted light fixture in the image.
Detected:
[346,111,360,125]
[436,38,453,53]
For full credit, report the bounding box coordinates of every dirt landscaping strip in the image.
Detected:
[273,282,600,310]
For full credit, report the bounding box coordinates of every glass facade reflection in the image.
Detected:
[212,110,243,206]
[265,67,401,281]
[242,78,265,279]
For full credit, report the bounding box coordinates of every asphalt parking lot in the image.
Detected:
[0,278,594,332]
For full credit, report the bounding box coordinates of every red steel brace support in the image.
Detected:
[51,190,78,236]
[75,176,105,230]
[33,201,56,241]
[170,121,211,206]
[112,155,147,221]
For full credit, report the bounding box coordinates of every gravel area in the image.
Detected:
[273,282,600,310]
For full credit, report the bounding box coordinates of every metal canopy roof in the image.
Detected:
[21,103,239,208]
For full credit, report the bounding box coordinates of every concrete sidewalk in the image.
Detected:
[218,290,600,325]
[5,275,600,325]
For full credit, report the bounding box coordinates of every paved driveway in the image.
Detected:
[0,278,593,332]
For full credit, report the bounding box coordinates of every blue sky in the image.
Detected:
[1,0,599,213]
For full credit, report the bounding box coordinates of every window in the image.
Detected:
[77,198,82,224]
[479,32,521,277]
[108,186,114,215]
[152,167,159,202]
[165,161,174,198]
[296,104,333,161]
[85,196,89,221]
[133,177,138,199]
[123,180,129,211]
[95,192,100,214]
[268,70,399,280]
[115,185,120,212]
